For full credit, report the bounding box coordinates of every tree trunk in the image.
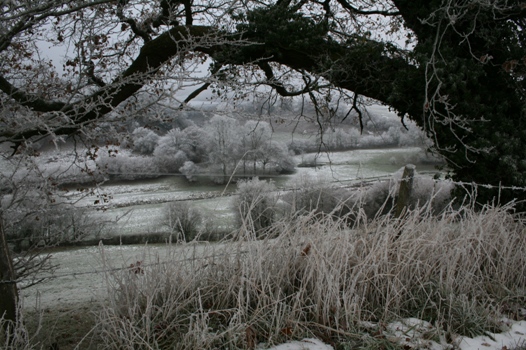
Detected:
[0,216,18,335]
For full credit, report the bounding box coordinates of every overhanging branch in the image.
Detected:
[257,61,321,97]
[335,0,400,16]
[182,62,223,105]
[1,26,215,143]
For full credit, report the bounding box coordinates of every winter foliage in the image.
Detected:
[131,127,160,155]
[234,178,278,236]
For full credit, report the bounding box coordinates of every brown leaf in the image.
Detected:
[301,243,311,256]
[246,326,257,349]
[280,327,293,336]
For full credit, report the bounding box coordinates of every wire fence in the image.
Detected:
[1,246,252,286]
[3,166,526,289]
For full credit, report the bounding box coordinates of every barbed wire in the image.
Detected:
[0,248,252,286]
[4,167,526,286]
[71,169,526,192]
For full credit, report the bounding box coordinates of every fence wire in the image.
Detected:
[0,247,251,286]
[3,172,526,288]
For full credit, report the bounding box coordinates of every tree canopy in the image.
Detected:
[1,0,526,205]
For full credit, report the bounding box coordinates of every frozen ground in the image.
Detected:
[58,147,440,237]
[66,147,437,207]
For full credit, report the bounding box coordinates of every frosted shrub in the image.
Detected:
[97,152,159,180]
[179,161,198,182]
[283,175,352,218]
[297,153,319,167]
[176,125,211,163]
[322,127,360,149]
[234,178,278,237]
[360,177,399,219]
[131,127,159,155]
[398,125,431,147]
[164,201,202,242]
[155,149,188,173]
[289,122,429,152]
[261,141,295,174]
[153,129,180,155]
[7,207,104,250]
[287,139,313,154]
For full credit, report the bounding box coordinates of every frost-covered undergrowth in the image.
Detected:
[93,203,526,349]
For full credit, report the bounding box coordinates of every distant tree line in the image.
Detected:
[96,108,432,183]
[98,115,295,183]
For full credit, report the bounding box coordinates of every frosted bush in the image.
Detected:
[179,161,198,182]
[131,127,159,155]
[398,125,431,147]
[234,178,278,237]
[176,125,211,162]
[6,206,106,252]
[97,152,159,180]
[155,149,188,173]
[154,129,180,157]
[164,201,202,242]
[283,175,352,218]
[298,153,320,167]
[288,139,313,154]
[261,141,295,174]
[290,122,429,151]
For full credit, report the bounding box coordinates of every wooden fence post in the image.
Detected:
[395,164,416,218]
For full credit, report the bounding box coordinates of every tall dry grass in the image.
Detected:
[94,203,526,349]
[0,302,40,350]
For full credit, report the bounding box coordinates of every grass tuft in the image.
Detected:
[90,202,526,349]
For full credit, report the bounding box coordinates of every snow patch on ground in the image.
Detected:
[458,320,526,350]
[262,320,526,350]
[262,338,334,350]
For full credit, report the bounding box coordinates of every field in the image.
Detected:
[3,109,525,350]
[56,146,439,237]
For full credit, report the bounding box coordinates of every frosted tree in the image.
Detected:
[240,120,273,174]
[154,128,187,173]
[175,126,211,163]
[205,115,243,182]
[261,141,295,174]
[132,127,160,155]
[179,161,198,182]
